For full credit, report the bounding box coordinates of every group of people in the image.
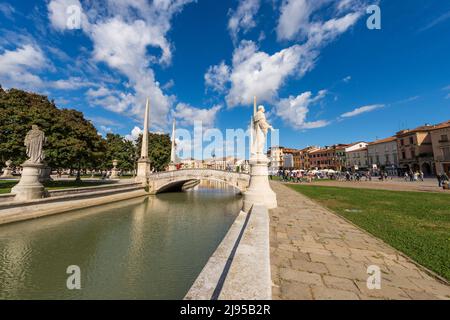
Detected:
[271,168,450,190]
[273,170,316,183]
[403,170,425,182]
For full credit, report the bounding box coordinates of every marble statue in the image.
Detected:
[252,106,274,155]
[24,125,46,164]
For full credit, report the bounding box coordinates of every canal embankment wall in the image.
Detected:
[0,182,147,225]
[185,204,272,300]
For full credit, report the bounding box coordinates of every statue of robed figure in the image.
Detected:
[24,125,46,164]
[252,105,274,156]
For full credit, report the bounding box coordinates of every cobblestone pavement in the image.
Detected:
[269,182,450,300]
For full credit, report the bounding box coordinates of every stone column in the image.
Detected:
[168,119,177,171]
[136,98,151,184]
[11,162,46,201]
[1,160,14,178]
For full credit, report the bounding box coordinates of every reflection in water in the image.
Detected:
[0,183,242,299]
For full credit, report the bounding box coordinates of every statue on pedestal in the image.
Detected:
[252,106,274,157]
[24,125,46,164]
[1,160,13,178]
[244,100,277,212]
[12,125,47,201]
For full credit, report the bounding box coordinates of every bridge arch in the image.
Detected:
[147,169,250,195]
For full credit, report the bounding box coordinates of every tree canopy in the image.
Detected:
[0,87,171,172]
[136,132,171,172]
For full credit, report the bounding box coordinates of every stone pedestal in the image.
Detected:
[243,155,277,212]
[39,165,53,182]
[110,160,120,179]
[11,162,47,201]
[110,169,120,179]
[135,158,151,184]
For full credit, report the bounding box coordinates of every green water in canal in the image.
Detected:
[0,185,242,299]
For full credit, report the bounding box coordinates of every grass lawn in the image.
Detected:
[288,184,450,281]
[0,180,111,194]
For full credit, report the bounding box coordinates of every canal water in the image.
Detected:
[0,183,242,299]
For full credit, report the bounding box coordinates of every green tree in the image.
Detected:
[136,132,171,172]
[103,133,136,172]
[0,87,105,174]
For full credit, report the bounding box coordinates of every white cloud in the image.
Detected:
[275,90,329,129]
[205,61,230,93]
[173,103,222,128]
[47,0,194,128]
[0,44,47,88]
[228,0,261,43]
[276,0,314,41]
[419,10,450,32]
[50,77,97,90]
[207,1,367,109]
[86,86,111,98]
[0,3,15,20]
[276,0,367,42]
[343,75,352,82]
[48,0,89,31]
[340,104,384,118]
[225,41,312,107]
[125,126,143,141]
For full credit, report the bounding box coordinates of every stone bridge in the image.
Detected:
[147,169,250,194]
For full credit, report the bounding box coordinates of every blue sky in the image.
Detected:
[0,0,449,156]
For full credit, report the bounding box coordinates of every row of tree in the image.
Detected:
[0,87,171,174]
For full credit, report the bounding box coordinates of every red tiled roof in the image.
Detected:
[368,136,396,145]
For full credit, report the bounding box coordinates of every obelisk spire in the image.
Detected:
[140,98,150,159]
[170,119,176,163]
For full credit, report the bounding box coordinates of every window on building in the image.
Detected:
[402,152,406,159]
[409,137,414,145]
[441,135,449,142]
[411,150,416,158]
[400,139,404,146]
[443,147,450,160]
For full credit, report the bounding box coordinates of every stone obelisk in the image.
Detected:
[136,98,151,184]
[168,119,177,171]
[243,96,277,212]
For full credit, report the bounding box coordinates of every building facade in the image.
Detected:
[367,137,399,175]
[269,146,284,171]
[309,147,335,170]
[430,121,450,176]
[396,125,435,175]
[345,142,368,170]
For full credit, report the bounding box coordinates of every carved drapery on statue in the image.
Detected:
[252,106,273,155]
[24,125,46,164]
